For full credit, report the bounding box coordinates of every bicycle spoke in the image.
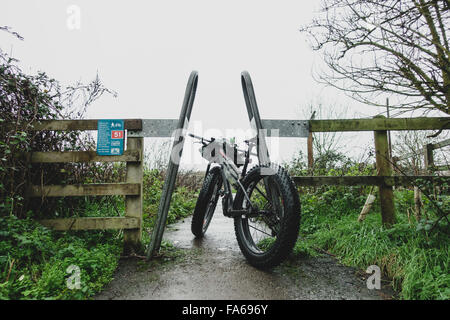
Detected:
[248,223,272,237]
[254,185,269,202]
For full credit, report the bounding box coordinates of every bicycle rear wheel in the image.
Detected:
[233,164,300,269]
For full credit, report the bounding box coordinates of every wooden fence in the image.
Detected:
[27,119,144,253]
[391,136,449,220]
[424,139,450,171]
[393,138,450,171]
[26,116,450,248]
[295,116,450,226]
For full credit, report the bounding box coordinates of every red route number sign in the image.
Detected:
[111,130,124,139]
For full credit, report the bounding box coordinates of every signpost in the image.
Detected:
[97,119,124,156]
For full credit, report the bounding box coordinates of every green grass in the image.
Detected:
[294,190,450,300]
[141,169,198,244]
[2,163,447,300]
[0,169,198,300]
[0,215,122,299]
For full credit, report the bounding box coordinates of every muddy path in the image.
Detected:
[95,202,394,300]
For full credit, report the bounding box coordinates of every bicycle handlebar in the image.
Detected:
[187,132,257,156]
[188,133,212,145]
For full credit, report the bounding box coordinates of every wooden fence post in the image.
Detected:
[307,131,314,172]
[307,112,316,173]
[373,116,396,227]
[123,136,144,254]
[424,143,434,170]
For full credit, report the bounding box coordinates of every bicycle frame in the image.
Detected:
[188,133,257,218]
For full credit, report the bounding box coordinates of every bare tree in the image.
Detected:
[300,0,450,115]
[304,101,347,156]
[393,129,449,172]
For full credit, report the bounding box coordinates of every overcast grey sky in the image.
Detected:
[1,0,381,168]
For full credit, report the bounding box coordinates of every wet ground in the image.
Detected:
[95,202,394,300]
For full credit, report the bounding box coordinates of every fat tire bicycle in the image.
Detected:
[189,133,301,269]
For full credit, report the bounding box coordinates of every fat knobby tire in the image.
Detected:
[233,164,301,269]
[191,166,222,238]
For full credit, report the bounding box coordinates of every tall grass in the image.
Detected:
[293,183,449,300]
[287,149,448,299]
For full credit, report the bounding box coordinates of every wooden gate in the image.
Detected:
[27,119,144,253]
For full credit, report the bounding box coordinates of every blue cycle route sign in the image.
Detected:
[97,119,124,156]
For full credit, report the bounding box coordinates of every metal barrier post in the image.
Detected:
[146,71,198,259]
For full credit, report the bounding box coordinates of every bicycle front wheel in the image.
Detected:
[233,164,301,269]
[191,166,222,238]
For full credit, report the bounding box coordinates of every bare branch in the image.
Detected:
[300,0,450,115]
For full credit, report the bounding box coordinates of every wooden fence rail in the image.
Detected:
[28,150,141,163]
[28,119,143,253]
[309,117,449,132]
[27,183,141,197]
[299,115,450,227]
[293,175,450,187]
[29,119,143,131]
